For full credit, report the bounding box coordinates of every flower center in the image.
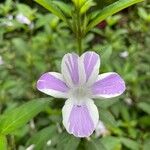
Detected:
[69,86,91,105]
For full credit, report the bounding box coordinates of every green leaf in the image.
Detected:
[52,1,72,16]
[80,0,95,14]
[143,138,150,150]
[138,116,150,127]
[120,105,130,121]
[95,97,118,109]
[85,139,107,150]
[137,102,150,115]
[120,137,139,150]
[138,7,148,20]
[56,132,80,150]
[86,0,144,32]
[106,15,121,26]
[0,98,49,135]
[27,125,57,150]
[35,0,67,22]
[99,108,117,127]
[17,3,36,19]
[95,0,118,9]
[72,0,86,9]
[100,136,121,150]
[0,135,7,150]
[101,45,113,62]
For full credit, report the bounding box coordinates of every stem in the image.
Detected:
[76,8,82,55]
[9,135,16,150]
[77,37,82,55]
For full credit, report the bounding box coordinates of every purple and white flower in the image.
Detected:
[37,51,126,137]
[16,13,31,25]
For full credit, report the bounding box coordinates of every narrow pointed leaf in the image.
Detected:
[35,0,67,22]
[52,1,72,16]
[80,0,95,14]
[86,0,144,32]
[0,98,49,135]
[95,0,118,9]
[27,125,57,150]
[137,102,150,115]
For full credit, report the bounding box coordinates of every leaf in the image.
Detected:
[138,116,150,127]
[120,105,130,121]
[106,15,122,26]
[143,138,150,150]
[72,0,86,9]
[0,135,7,150]
[85,139,107,150]
[17,3,36,18]
[137,102,150,115]
[86,0,144,32]
[120,137,139,150]
[95,0,118,9]
[35,0,67,22]
[0,98,49,135]
[52,1,72,16]
[100,136,121,150]
[27,125,57,150]
[99,108,117,127]
[80,0,95,15]
[101,45,112,62]
[138,7,148,20]
[95,97,118,109]
[56,132,80,150]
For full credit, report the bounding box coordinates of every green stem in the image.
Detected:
[9,135,16,150]
[77,37,82,55]
[76,8,82,55]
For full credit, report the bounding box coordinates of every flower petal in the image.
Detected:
[61,53,86,87]
[37,72,69,98]
[91,72,126,98]
[81,51,100,86]
[61,53,79,87]
[62,99,99,137]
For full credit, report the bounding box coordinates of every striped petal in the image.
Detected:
[91,72,126,98]
[37,72,69,98]
[81,51,100,86]
[62,99,99,137]
[61,53,86,87]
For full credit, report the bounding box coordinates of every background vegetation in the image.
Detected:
[0,0,150,149]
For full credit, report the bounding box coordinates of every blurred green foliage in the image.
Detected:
[0,0,150,150]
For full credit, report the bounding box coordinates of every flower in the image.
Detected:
[95,120,109,137]
[0,56,4,65]
[16,13,31,25]
[119,51,129,58]
[37,51,126,137]
[26,144,35,150]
